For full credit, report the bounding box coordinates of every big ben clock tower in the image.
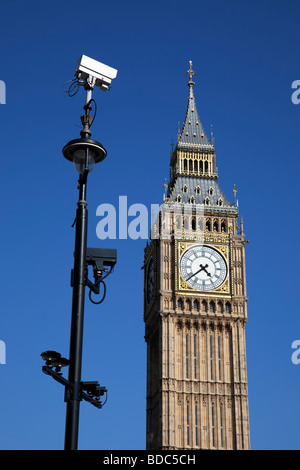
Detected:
[144,62,250,450]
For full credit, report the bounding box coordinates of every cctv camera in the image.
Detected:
[75,55,118,91]
[86,247,117,270]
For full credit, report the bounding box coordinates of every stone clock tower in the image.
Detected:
[143,62,250,450]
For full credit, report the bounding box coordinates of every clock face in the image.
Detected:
[147,257,154,304]
[180,245,227,291]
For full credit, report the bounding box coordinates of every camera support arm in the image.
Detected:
[42,365,107,409]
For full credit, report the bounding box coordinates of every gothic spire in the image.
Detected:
[177,61,214,150]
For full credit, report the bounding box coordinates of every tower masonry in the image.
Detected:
[144,62,250,450]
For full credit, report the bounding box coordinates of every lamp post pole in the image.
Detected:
[64,84,95,450]
[64,167,88,450]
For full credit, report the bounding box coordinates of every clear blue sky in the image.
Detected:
[0,0,299,450]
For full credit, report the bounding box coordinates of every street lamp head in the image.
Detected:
[62,137,107,174]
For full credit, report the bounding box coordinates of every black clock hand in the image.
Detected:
[201,264,211,277]
[186,263,211,282]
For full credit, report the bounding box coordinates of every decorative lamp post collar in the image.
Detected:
[62,97,107,175]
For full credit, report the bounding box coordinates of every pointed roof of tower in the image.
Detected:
[178,61,214,150]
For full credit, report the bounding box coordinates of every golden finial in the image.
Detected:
[233,184,238,206]
[163,178,168,201]
[240,215,244,235]
[187,60,195,83]
[210,124,214,144]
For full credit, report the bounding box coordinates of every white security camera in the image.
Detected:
[75,55,118,91]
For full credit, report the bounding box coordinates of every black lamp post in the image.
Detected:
[41,56,117,450]
[62,99,106,450]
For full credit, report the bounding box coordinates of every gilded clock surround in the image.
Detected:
[143,63,250,451]
[176,241,231,295]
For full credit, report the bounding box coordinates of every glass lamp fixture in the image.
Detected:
[62,137,107,174]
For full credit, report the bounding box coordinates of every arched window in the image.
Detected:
[177,195,182,203]
[218,198,223,206]
[191,216,196,230]
[221,221,226,232]
[183,184,188,193]
[213,220,218,232]
[210,337,214,381]
[195,185,201,195]
[183,216,189,231]
[184,159,187,171]
[206,219,211,231]
[225,302,231,313]
[209,301,215,313]
[208,186,214,195]
[177,298,183,309]
[186,337,189,379]
[205,197,210,205]
[190,196,195,204]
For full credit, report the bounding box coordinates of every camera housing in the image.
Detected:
[75,55,118,91]
[86,247,117,271]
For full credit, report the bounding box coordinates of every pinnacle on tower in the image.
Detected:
[177,61,214,150]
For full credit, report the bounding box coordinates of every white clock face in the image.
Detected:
[180,245,227,291]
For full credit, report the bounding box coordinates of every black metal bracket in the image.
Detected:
[71,247,117,304]
[71,248,117,294]
[42,365,107,409]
